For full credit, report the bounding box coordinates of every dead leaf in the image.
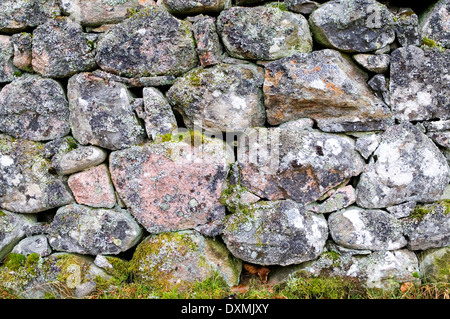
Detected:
[243,263,259,274]
[231,284,249,294]
[400,282,414,293]
[257,267,270,284]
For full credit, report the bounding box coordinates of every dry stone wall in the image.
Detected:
[1,0,450,298]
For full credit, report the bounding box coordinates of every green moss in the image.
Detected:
[185,67,206,86]
[4,253,26,271]
[422,37,446,52]
[265,2,289,11]
[434,251,450,282]
[274,272,358,299]
[155,130,205,146]
[410,200,450,221]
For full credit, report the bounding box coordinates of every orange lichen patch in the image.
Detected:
[265,70,284,87]
[303,65,321,74]
[325,81,344,95]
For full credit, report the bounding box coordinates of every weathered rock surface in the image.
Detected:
[11,235,52,257]
[263,49,391,131]
[386,201,416,219]
[306,185,356,214]
[0,74,70,141]
[0,135,74,214]
[95,7,198,77]
[394,8,421,47]
[403,201,450,250]
[135,87,177,140]
[52,145,108,175]
[217,5,312,60]
[355,133,380,160]
[356,123,450,208]
[367,74,390,106]
[0,0,61,33]
[11,33,33,72]
[68,72,145,150]
[238,127,365,205]
[0,35,18,83]
[191,16,223,67]
[163,0,231,15]
[47,204,143,255]
[68,164,116,208]
[61,0,155,26]
[418,246,450,283]
[328,206,407,250]
[32,18,97,78]
[0,210,38,260]
[353,53,390,73]
[0,252,111,299]
[222,200,328,266]
[309,0,396,53]
[427,131,450,149]
[390,46,450,122]
[109,132,233,234]
[166,63,265,132]
[420,0,450,49]
[285,0,319,14]
[271,249,420,290]
[130,230,242,287]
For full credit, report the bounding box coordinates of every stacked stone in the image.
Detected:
[0,0,450,298]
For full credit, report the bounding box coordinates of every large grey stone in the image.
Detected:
[0,210,37,260]
[263,49,391,132]
[0,135,74,214]
[166,63,265,132]
[61,0,155,26]
[271,249,420,290]
[217,5,312,60]
[47,204,143,255]
[0,74,70,141]
[404,201,450,250]
[309,0,396,53]
[222,200,328,266]
[32,18,97,78]
[420,0,450,49]
[67,72,145,150]
[95,6,198,77]
[0,0,61,33]
[390,46,450,122]
[162,0,231,15]
[356,123,450,208]
[328,206,407,251]
[11,235,52,257]
[130,230,242,288]
[237,127,365,205]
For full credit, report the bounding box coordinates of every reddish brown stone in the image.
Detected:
[68,164,116,209]
[109,133,233,234]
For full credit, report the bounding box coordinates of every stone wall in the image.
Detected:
[0,0,449,298]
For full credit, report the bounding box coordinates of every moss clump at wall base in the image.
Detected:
[274,272,360,299]
[434,251,450,283]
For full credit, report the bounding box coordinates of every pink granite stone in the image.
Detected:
[68,164,116,209]
[109,135,232,234]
